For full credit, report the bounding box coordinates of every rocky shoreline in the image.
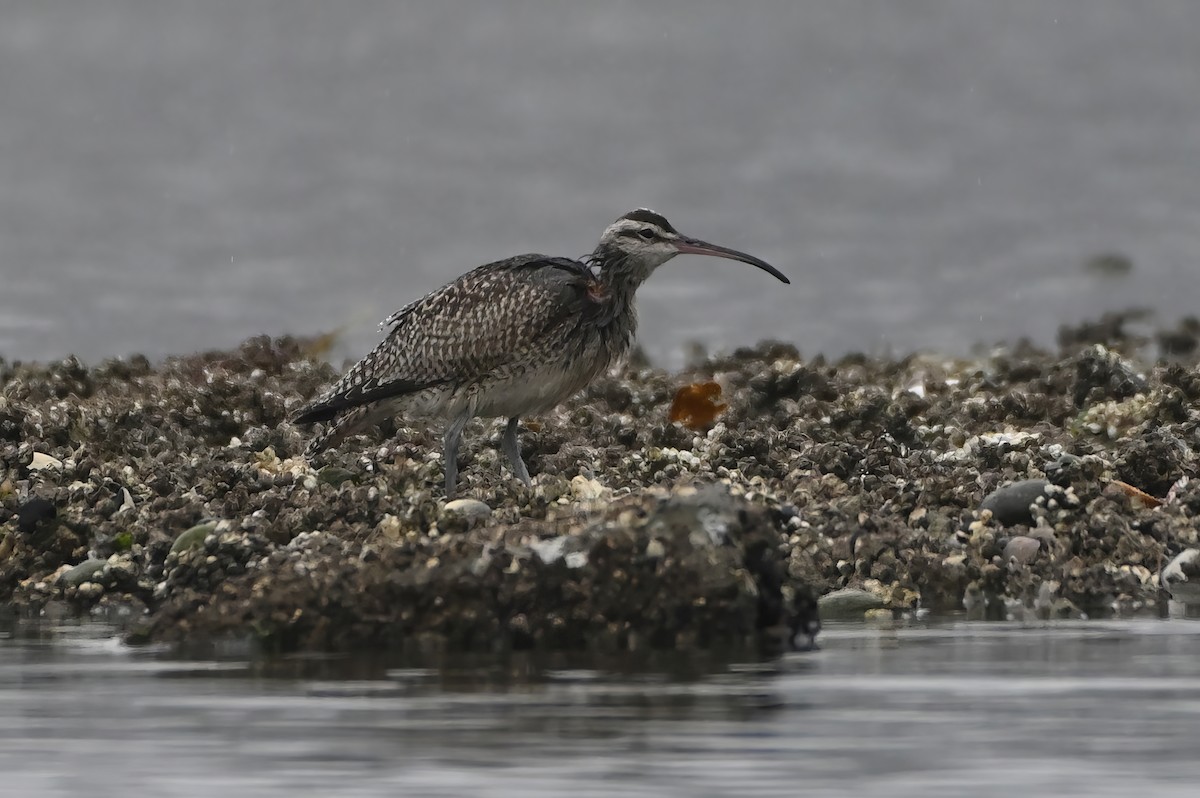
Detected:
[3,312,1200,653]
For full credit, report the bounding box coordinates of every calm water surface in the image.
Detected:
[3,617,1199,797]
[2,1,1200,367]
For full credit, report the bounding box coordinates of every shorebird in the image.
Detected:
[292,209,788,496]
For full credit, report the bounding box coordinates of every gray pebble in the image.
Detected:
[316,465,356,487]
[1161,549,1200,604]
[60,559,108,587]
[979,479,1051,526]
[1002,535,1042,565]
[170,521,219,554]
[442,499,492,524]
[818,587,886,619]
[75,582,105,600]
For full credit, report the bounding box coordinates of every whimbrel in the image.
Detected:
[292,209,789,496]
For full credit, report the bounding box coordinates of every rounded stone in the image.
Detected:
[75,582,105,600]
[442,499,492,524]
[170,521,219,554]
[60,559,108,587]
[570,475,610,502]
[818,587,886,619]
[1002,535,1043,565]
[979,479,1051,526]
[1161,549,1200,604]
[16,498,57,536]
[316,466,356,487]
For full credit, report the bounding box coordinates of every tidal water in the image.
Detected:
[2,1,1200,368]
[2,617,1199,797]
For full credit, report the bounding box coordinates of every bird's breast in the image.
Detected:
[470,349,615,418]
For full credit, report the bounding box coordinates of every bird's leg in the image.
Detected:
[443,411,471,497]
[501,416,531,486]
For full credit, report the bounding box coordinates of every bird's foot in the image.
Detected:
[511,459,532,487]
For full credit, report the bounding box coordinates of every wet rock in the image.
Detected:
[140,484,811,653]
[569,475,610,502]
[1072,344,1148,407]
[75,582,105,600]
[646,484,739,548]
[104,552,138,585]
[818,587,886,619]
[1002,536,1042,565]
[170,521,220,554]
[1161,549,1200,604]
[60,559,108,587]
[16,497,57,536]
[442,499,492,524]
[962,581,986,620]
[979,479,1051,526]
[528,535,588,568]
[1042,451,1100,486]
[1113,429,1190,498]
[788,586,821,651]
[3,317,1198,650]
[316,465,356,487]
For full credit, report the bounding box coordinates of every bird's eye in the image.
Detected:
[638,228,656,240]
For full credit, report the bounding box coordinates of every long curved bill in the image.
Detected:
[674,236,790,284]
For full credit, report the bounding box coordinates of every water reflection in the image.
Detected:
[2,617,1199,797]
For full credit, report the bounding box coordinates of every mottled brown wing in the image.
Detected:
[292,255,588,424]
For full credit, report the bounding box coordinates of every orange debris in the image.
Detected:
[668,381,727,430]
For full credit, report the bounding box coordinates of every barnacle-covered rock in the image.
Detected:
[1,316,1196,650]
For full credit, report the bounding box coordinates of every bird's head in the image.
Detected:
[590,208,790,288]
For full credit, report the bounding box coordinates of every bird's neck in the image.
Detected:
[594,270,640,330]
[590,246,654,295]
[583,248,640,355]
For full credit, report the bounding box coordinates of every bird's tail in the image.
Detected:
[301,402,393,458]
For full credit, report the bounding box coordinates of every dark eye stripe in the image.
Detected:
[619,227,659,240]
